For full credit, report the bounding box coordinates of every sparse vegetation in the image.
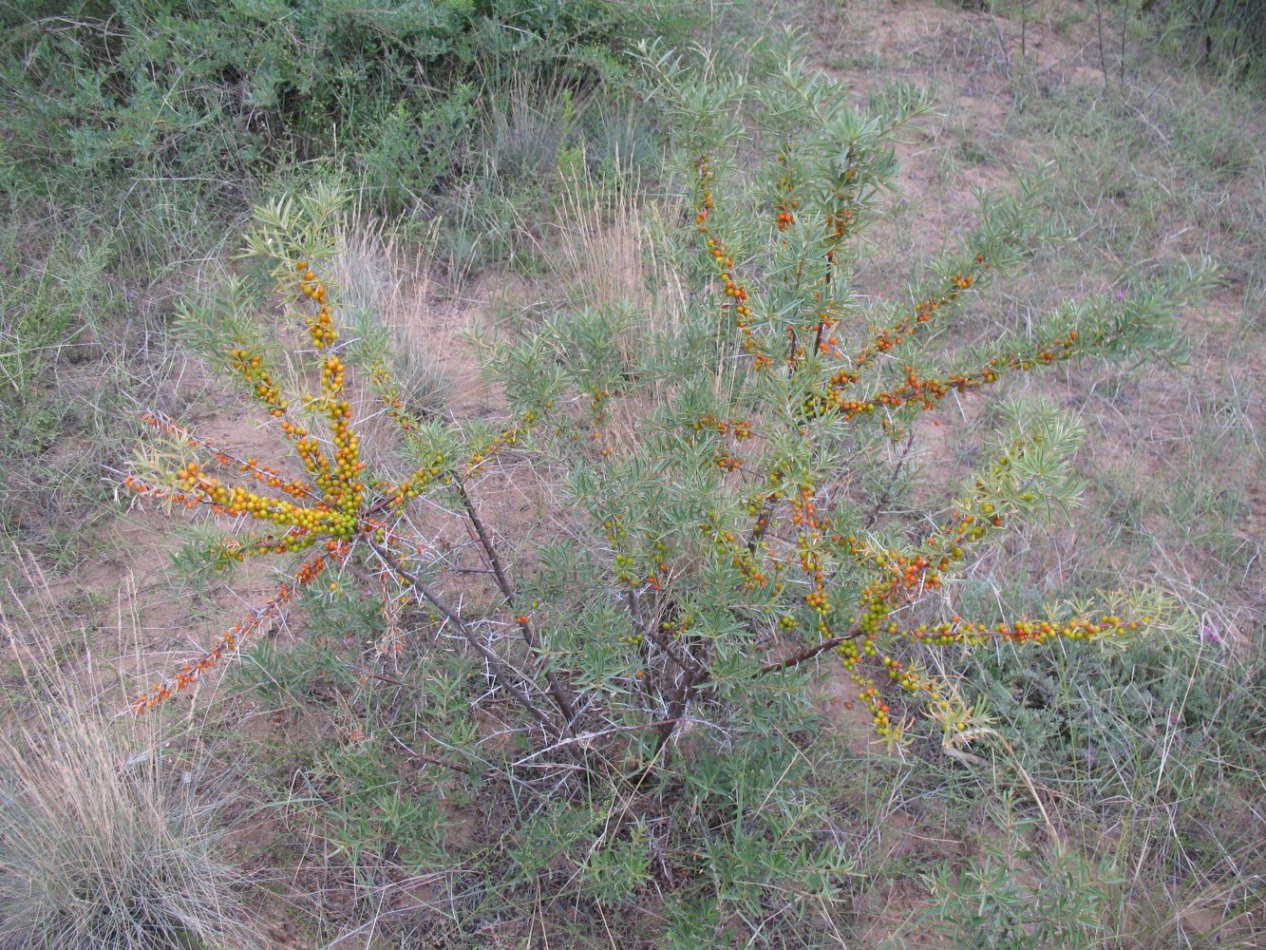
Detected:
[1,0,1263,946]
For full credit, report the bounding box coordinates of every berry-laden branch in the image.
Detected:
[129,544,342,712]
[473,54,1203,753]
[125,249,551,719]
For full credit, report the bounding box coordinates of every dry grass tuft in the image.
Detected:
[333,213,451,398]
[0,557,265,950]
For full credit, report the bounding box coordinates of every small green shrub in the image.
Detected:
[920,797,1122,949]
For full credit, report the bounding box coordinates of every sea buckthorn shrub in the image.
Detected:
[124,54,1210,937]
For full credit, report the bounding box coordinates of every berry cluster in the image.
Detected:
[604,513,670,590]
[689,414,754,441]
[700,514,774,594]
[800,430,1148,740]
[125,261,540,712]
[296,262,336,350]
[687,413,755,474]
[823,165,859,251]
[228,346,287,417]
[466,410,537,471]
[694,156,759,360]
[774,150,799,232]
